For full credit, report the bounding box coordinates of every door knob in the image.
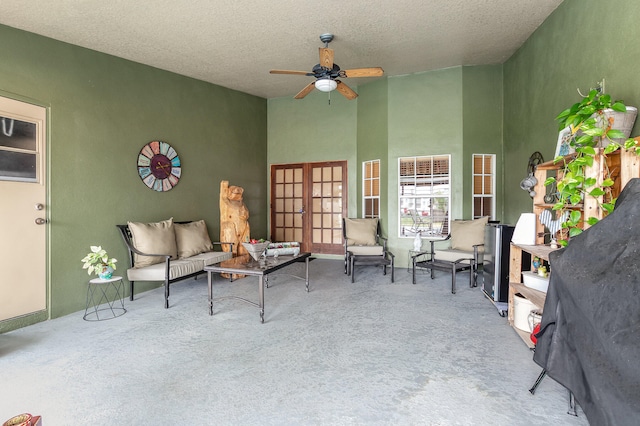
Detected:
[35,203,44,210]
[35,218,47,225]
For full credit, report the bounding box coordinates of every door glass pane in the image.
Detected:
[332,182,342,197]
[333,166,342,180]
[323,167,331,181]
[312,183,322,197]
[284,183,293,197]
[0,151,37,181]
[0,117,36,150]
[284,198,293,212]
[284,213,293,227]
[322,182,331,197]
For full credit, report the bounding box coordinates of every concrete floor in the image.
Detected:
[1,259,589,425]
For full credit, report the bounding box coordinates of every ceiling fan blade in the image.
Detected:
[342,67,384,78]
[270,69,312,76]
[319,47,334,69]
[294,82,316,99]
[335,80,358,100]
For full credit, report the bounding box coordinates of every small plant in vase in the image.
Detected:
[545,87,638,246]
[81,246,117,279]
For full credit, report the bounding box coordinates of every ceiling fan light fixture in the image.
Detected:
[315,79,337,92]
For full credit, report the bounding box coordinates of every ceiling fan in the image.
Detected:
[270,33,384,100]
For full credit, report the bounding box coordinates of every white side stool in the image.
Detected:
[83,276,127,321]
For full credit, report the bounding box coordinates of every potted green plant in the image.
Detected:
[81,246,117,279]
[545,89,638,246]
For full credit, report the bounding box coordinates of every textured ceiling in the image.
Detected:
[0,0,563,99]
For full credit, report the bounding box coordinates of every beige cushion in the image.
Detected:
[190,250,233,266]
[434,249,484,263]
[174,220,214,259]
[348,246,384,256]
[128,218,178,268]
[450,216,488,251]
[127,258,204,281]
[345,218,378,246]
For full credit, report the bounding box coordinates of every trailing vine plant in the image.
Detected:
[545,89,638,246]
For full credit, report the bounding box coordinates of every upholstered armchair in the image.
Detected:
[343,218,394,282]
[412,216,488,292]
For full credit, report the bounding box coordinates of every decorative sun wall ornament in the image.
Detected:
[137,141,181,191]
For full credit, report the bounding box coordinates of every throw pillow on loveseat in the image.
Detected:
[117,218,232,308]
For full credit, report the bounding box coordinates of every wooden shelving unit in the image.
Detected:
[533,146,640,243]
[507,144,640,347]
[508,243,559,348]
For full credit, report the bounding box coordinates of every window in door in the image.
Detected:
[472,154,495,219]
[0,116,39,182]
[363,159,380,218]
[399,155,450,238]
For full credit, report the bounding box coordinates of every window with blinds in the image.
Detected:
[399,155,450,238]
[363,159,380,218]
[472,154,495,219]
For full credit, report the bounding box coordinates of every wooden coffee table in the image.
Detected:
[204,252,311,323]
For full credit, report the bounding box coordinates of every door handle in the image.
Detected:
[35,218,47,225]
[35,203,44,210]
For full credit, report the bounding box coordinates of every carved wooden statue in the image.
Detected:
[220,180,250,256]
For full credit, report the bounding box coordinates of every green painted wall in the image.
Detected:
[356,79,389,233]
[462,65,504,220]
[0,24,266,331]
[503,0,640,224]
[387,67,464,266]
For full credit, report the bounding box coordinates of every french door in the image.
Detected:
[270,161,347,255]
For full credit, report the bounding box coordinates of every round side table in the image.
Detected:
[83,276,127,321]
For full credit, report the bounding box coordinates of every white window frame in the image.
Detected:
[472,154,496,220]
[398,155,451,239]
[362,159,380,218]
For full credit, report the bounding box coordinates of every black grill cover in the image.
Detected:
[533,178,640,425]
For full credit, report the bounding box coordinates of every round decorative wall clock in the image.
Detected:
[137,140,181,192]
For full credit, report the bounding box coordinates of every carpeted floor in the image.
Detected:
[1,259,588,425]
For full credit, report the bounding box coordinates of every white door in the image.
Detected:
[0,96,47,321]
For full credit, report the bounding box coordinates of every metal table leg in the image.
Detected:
[258,276,265,323]
[305,256,310,292]
[451,263,456,294]
[208,271,214,316]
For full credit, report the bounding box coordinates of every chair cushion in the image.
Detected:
[190,250,233,266]
[345,218,378,246]
[434,249,483,264]
[128,218,178,268]
[450,216,488,251]
[348,245,384,256]
[126,258,204,281]
[174,220,214,259]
